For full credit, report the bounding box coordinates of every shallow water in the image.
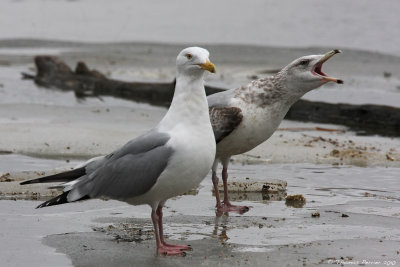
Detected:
[1,155,399,266]
[1,0,400,56]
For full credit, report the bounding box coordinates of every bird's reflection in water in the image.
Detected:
[228,191,286,203]
[211,190,288,243]
[213,213,230,244]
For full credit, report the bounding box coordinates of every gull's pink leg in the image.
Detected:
[151,209,185,256]
[221,167,250,214]
[212,171,224,211]
[157,205,191,251]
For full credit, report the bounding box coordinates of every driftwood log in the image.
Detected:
[288,101,400,137]
[22,56,223,107]
[22,56,400,137]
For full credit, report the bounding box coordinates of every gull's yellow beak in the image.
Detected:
[198,59,216,73]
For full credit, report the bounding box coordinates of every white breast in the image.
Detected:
[127,121,216,208]
[216,100,289,158]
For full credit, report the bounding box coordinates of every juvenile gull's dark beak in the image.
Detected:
[312,50,343,84]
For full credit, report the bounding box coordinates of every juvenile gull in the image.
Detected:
[21,47,217,256]
[208,50,343,213]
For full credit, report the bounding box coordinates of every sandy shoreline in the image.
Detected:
[0,102,398,167]
[1,0,400,264]
[0,40,399,266]
[1,163,399,266]
[0,40,399,164]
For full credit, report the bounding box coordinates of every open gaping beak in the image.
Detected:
[198,59,216,73]
[312,49,343,84]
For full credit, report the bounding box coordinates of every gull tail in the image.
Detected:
[20,166,91,209]
[36,191,89,209]
[20,167,86,185]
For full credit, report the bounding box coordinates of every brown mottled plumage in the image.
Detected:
[233,76,287,108]
[210,107,243,143]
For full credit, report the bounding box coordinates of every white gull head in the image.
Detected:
[279,49,343,94]
[176,47,216,77]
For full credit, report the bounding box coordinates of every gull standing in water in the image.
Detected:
[21,47,217,256]
[208,50,343,213]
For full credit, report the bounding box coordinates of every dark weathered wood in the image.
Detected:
[22,56,223,107]
[286,100,400,137]
[22,56,400,137]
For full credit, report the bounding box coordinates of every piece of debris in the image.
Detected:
[182,187,199,196]
[330,149,340,157]
[311,211,320,217]
[0,173,13,182]
[247,74,259,80]
[383,71,392,78]
[364,192,377,197]
[386,153,395,161]
[341,213,349,218]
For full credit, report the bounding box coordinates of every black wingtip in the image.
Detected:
[36,191,70,209]
[35,192,90,209]
[337,79,344,84]
[20,180,34,185]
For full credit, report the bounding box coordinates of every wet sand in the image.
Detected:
[1,162,400,266]
[0,40,399,266]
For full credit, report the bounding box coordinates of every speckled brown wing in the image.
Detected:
[209,107,243,143]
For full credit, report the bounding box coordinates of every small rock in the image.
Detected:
[247,75,259,80]
[364,192,376,197]
[341,213,349,218]
[0,173,13,182]
[386,154,395,161]
[383,71,392,78]
[285,194,306,208]
[311,211,320,218]
[330,149,340,157]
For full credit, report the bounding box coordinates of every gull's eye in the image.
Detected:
[186,53,193,60]
[298,59,309,66]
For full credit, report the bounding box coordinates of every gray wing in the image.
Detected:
[67,129,173,202]
[208,89,243,143]
[207,88,236,108]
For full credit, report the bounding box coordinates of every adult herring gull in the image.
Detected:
[208,50,343,213]
[21,47,217,256]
